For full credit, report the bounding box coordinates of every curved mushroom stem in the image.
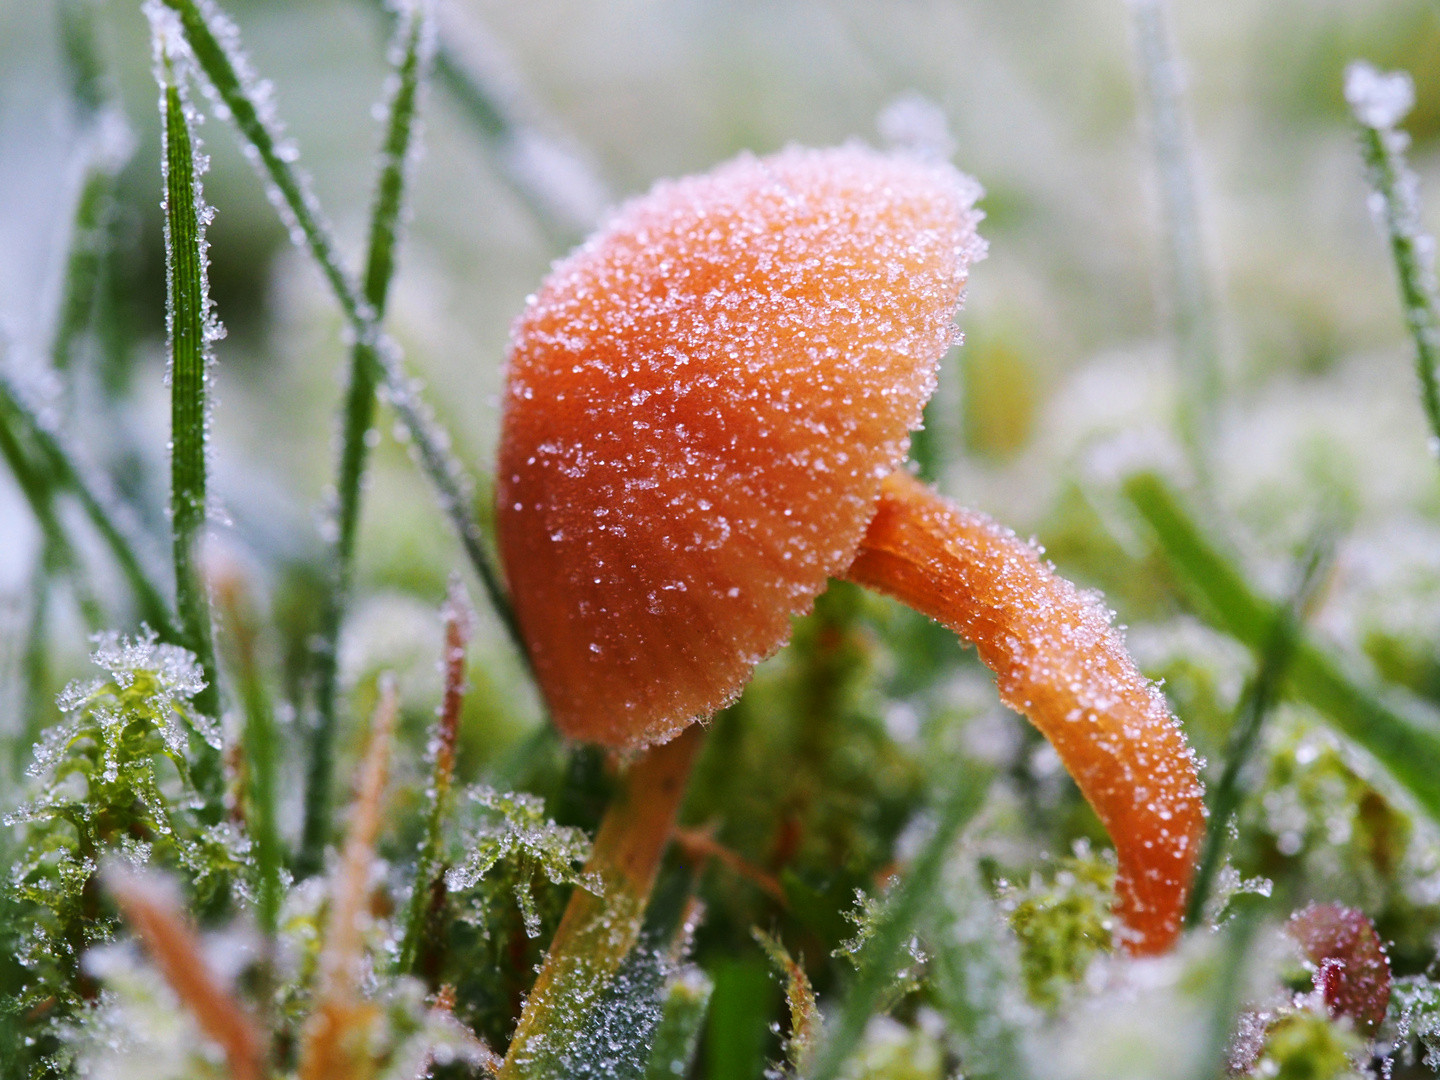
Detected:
[844,470,1205,954]
[498,724,704,1079]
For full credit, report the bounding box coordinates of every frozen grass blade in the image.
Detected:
[1128,0,1222,476]
[1124,470,1440,822]
[1185,530,1333,926]
[1345,63,1440,461]
[152,20,222,723]
[420,0,609,243]
[299,675,398,1080]
[643,968,713,1080]
[106,865,268,1080]
[300,0,435,878]
[805,766,991,1080]
[212,563,283,938]
[0,401,104,633]
[153,0,522,664]
[396,575,473,976]
[52,0,133,376]
[0,369,177,639]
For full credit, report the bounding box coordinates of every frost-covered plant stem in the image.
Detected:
[153,0,523,666]
[1128,0,1222,480]
[0,369,177,638]
[154,35,222,725]
[1124,470,1440,821]
[397,576,472,976]
[1186,532,1332,924]
[497,725,704,1080]
[1345,63,1440,461]
[301,0,434,879]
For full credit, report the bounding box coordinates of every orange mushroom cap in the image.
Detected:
[498,144,985,747]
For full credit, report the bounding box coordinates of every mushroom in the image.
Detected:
[497,144,1203,953]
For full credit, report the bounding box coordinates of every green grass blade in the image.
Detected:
[1345,64,1440,461]
[644,968,713,1080]
[0,370,176,640]
[1128,0,1222,475]
[301,0,434,878]
[155,0,525,667]
[1185,531,1333,925]
[154,43,221,724]
[58,0,108,116]
[805,766,992,1080]
[214,577,283,936]
[1124,470,1440,821]
[0,396,104,633]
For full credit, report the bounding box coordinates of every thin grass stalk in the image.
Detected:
[1128,0,1222,478]
[299,676,399,1080]
[497,725,705,1080]
[212,566,282,938]
[407,0,609,243]
[0,371,177,639]
[153,0,522,662]
[1345,64,1440,460]
[0,404,104,633]
[1185,530,1334,926]
[155,48,221,724]
[396,575,473,976]
[106,866,268,1080]
[1124,470,1440,821]
[805,767,991,1080]
[299,0,434,878]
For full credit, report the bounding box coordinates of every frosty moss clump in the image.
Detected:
[4,631,246,1012]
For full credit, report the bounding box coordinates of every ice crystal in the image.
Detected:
[445,785,600,938]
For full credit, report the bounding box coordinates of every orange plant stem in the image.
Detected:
[498,724,704,1079]
[844,470,1205,953]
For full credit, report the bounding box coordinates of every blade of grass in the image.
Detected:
[395,575,473,975]
[0,369,177,639]
[299,0,435,879]
[1345,64,1440,462]
[1124,470,1440,821]
[1128,0,1222,478]
[0,399,104,633]
[212,565,283,939]
[419,0,608,244]
[1185,529,1334,926]
[152,0,523,663]
[153,29,222,724]
[805,765,992,1080]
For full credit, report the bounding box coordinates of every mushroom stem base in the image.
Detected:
[843,469,1204,954]
[497,724,705,1078]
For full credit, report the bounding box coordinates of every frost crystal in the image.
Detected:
[1345,62,1415,132]
[446,786,599,938]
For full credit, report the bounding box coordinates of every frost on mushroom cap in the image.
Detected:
[498,144,985,747]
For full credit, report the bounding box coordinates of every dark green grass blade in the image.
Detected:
[1346,65,1440,462]
[155,0,522,661]
[301,0,433,878]
[158,60,221,723]
[0,370,176,639]
[1185,530,1334,925]
[1124,471,1440,821]
[806,766,992,1080]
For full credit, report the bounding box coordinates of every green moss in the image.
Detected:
[1256,1008,1364,1080]
[997,848,1115,1010]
